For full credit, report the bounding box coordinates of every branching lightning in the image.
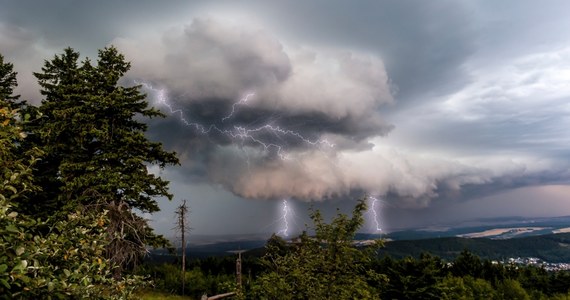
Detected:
[222,92,254,122]
[137,82,342,238]
[137,81,334,160]
[367,196,383,232]
[277,199,290,237]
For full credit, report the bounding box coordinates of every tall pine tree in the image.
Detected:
[25,47,179,272]
[0,54,20,105]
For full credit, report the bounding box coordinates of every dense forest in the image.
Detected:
[2,48,570,299]
[139,203,570,300]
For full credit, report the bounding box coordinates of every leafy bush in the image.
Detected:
[1,100,145,299]
[251,199,385,299]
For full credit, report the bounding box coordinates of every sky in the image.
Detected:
[2,0,570,237]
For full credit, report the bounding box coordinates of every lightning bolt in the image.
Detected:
[137,81,334,160]
[222,92,254,122]
[277,199,290,237]
[367,196,382,232]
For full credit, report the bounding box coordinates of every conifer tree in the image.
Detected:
[0,54,20,104]
[29,46,179,212]
[24,46,179,272]
[1,95,146,298]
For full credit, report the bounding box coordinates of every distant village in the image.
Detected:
[498,257,570,272]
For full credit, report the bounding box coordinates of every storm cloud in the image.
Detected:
[3,0,570,233]
[111,18,570,206]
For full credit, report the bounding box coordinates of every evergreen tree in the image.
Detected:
[28,46,179,213]
[24,46,179,273]
[21,48,83,216]
[0,54,20,104]
[1,96,146,298]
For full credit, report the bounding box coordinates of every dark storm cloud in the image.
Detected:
[252,1,479,104]
[109,13,570,206]
[118,18,396,199]
[116,17,394,149]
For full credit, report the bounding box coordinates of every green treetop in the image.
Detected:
[19,46,179,274]
[0,54,20,105]
[24,46,179,216]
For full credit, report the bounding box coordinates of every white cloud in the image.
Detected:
[0,22,57,103]
[441,46,570,123]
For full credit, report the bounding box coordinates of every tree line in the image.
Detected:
[141,200,570,299]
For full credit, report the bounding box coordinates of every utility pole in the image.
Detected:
[175,199,189,296]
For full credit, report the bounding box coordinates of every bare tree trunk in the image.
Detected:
[175,199,189,296]
[181,200,186,296]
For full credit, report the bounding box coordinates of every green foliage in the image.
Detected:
[371,248,570,299]
[377,232,570,263]
[139,263,235,298]
[439,276,497,300]
[252,198,385,299]
[378,253,448,299]
[15,46,180,275]
[452,250,484,278]
[0,207,146,299]
[139,239,570,299]
[439,276,471,300]
[0,98,145,298]
[135,289,192,300]
[0,105,40,204]
[495,278,531,300]
[27,46,179,216]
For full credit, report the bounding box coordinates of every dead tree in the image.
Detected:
[174,199,190,295]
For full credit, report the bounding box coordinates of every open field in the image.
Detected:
[553,227,570,234]
[457,227,547,238]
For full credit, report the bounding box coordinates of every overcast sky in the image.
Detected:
[2,0,570,237]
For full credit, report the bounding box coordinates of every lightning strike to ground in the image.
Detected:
[367,196,382,232]
[137,81,334,159]
[277,199,290,237]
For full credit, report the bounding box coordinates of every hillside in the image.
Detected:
[378,232,570,263]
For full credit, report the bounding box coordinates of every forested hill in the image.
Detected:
[378,232,570,263]
[149,232,570,264]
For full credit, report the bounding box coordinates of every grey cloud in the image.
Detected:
[3,0,570,234]
[116,17,394,152]
[208,145,568,207]
[0,23,36,56]
[115,17,570,207]
[260,1,479,105]
[0,22,50,102]
[393,45,570,158]
[113,18,398,199]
